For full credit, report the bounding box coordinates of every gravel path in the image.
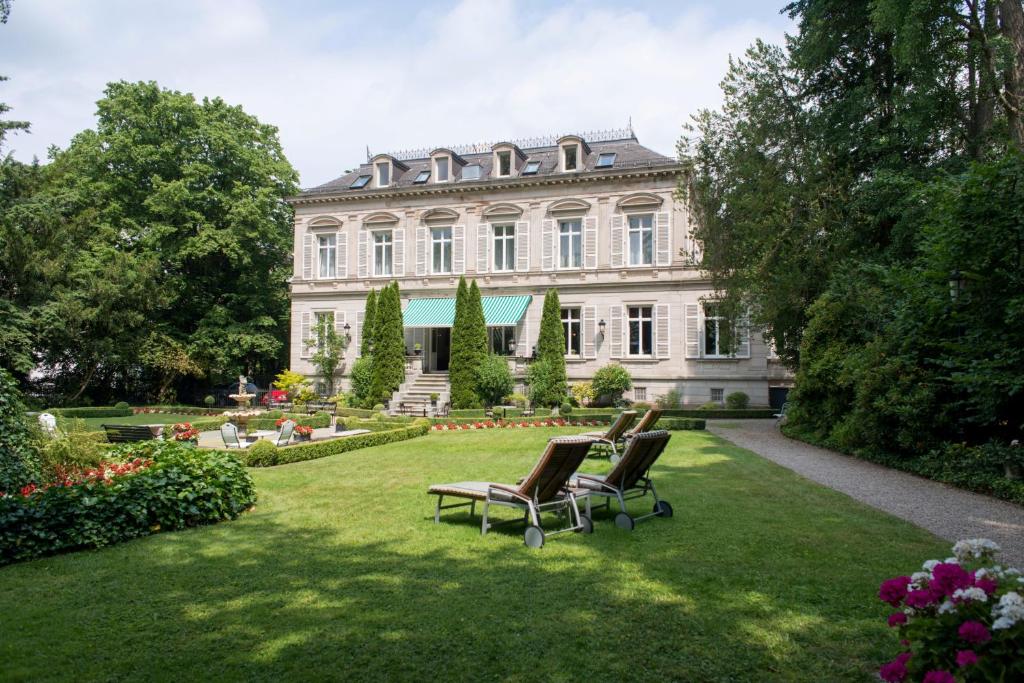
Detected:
[708,420,1024,568]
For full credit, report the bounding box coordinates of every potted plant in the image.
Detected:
[414,342,422,356]
[170,422,199,447]
[293,424,314,442]
[430,392,439,406]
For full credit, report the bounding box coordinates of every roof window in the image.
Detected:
[596,152,617,168]
[350,175,371,189]
[462,164,482,181]
[522,160,541,175]
[414,170,430,184]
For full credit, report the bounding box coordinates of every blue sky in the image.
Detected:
[0,0,792,186]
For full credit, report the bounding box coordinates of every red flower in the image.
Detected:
[879,652,912,683]
[879,577,911,606]
[955,650,978,668]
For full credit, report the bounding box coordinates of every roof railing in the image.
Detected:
[376,126,637,161]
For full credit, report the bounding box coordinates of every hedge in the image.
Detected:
[336,407,379,418]
[657,418,707,431]
[658,408,775,419]
[221,419,431,467]
[245,412,331,431]
[431,415,615,426]
[0,441,256,565]
[134,405,225,415]
[46,406,133,419]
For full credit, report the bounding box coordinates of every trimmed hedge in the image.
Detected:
[223,419,430,467]
[659,408,775,419]
[134,406,225,416]
[657,417,707,431]
[430,415,615,426]
[47,406,133,419]
[337,408,378,418]
[0,441,256,565]
[245,412,331,431]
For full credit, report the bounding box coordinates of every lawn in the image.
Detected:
[0,428,946,681]
[73,413,211,429]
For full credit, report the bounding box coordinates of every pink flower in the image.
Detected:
[973,574,998,595]
[932,563,972,596]
[880,577,912,606]
[955,650,978,668]
[957,620,991,644]
[922,672,955,683]
[879,652,912,682]
[888,612,908,627]
[905,589,936,609]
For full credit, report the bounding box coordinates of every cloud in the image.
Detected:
[0,0,791,186]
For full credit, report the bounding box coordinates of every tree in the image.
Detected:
[476,354,514,407]
[305,314,348,395]
[368,282,405,405]
[0,368,41,493]
[448,277,478,408]
[141,332,203,404]
[272,370,308,399]
[529,289,567,406]
[361,289,378,356]
[467,280,488,392]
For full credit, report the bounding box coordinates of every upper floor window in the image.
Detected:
[558,219,582,269]
[431,227,452,273]
[463,165,482,181]
[497,151,512,177]
[435,157,450,182]
[376,162,390,187]
[489,327,515,356]
[318,234,336,279]
[561,307,581,356]
[350,175,370,189]
[628,214,654,266]
[492,224,515,272]
[373,230,393,276]
[628,305,653,356]
[563,145,579,171]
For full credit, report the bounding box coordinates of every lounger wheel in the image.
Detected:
[576,515,594,534]
[653,500,674,518]
[609,452,621,465]
[614,512,635,531]
[524,525,545,548]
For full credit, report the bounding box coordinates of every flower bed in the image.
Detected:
[877,539,1023,682]
[0,441,255,566]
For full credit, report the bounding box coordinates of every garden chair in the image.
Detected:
[275,420,296,447]
[571,430,673,531]
[220,422,253,449]
[773,402,790,425]
[435,402,450,418]
[427,435,597,548]
[37,412,59,438]
[521,401,535,417]
[579,410,638,461]
[623,408,663,443]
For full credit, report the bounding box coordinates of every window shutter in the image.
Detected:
[583,306,597,359]
[416,227,428,276]
[358,231,368,278]
[302,233,313,280]
[609,305,623,358]
[476,223,489,273]
[584,216,597,269]
[515,220,529,272]
[334,310,346,343]
[610,215,624,267]
[655,303,670,359]
[685,303,700,358]
[453,224,465,274]
[300,311,311,359]
[356,311,365,357]
[542,219,555,270]
[656,212,671,266]
[336,231,347,278]
[393,228,405,276]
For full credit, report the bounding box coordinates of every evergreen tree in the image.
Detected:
[448,277,477,408]
[368,283,405,405]
[531,288,567,406]
[361,288,377,356]
[0,368,41,492]
[467,279,488,380]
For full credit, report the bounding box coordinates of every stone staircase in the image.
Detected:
[389,372,449,415]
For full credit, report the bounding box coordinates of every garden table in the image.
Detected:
[244,430,277,443]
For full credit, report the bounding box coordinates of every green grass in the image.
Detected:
[0,429,946,681]
[73,413,208,429]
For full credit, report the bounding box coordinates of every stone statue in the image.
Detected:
[238,375,247,395]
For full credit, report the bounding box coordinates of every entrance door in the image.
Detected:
[431,328,451,371]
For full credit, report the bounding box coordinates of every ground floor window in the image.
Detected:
[634,386,647,401]
[710,388,724,403]
[489,327,515,356]
[561,307,581,355]
[628,305,653,356]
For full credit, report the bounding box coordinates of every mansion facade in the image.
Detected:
[287,129,790,407]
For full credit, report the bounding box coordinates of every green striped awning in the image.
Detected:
[403,295,532,328]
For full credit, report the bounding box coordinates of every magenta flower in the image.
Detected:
[973,575,998,595]
[888,612,908,627]
[956,650,978,668]
[880,576,912,606]
[958,620,991,644]
[905,589,936,609]
[922,671,955,683]
[879,652,911,683]
[932,563,972,596]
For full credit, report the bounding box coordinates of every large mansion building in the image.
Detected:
[287,128,790,407]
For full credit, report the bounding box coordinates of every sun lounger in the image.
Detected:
[220,422,253,449]
[572,429,673,531]
[428,435,596,548]
[579,410,637,460]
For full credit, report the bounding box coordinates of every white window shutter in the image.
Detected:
[334,310,346,341]
[302,233,313,280]
[655,303,670,359]
[416,227,428,276]
[685,303,700,358]
[300,311,311,358]
[582,306,597,359]
[542,219,555,270]
[453,224,465,274]
[337,231,347,278]
[656,212,671,266]
[476,223,489,273]
[584,216,597,269]
[515,220,529,272]
[356,311,365,357]
[393,228,405,276]
[610,215,624,267]
[358,231,368,278]
[609,305,623,358]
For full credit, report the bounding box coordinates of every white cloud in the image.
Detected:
[0,0,791,186]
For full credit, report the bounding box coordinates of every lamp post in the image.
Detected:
[949,270,965,302]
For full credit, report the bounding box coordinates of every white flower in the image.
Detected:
[911,571,931,583]
[937,600,957,615]
[990,591,1024,630]
[923,559,941,571]
[975,568,990,579]
[999,591,1024,607]
[993,616,1015,630]
[952,587,988,603]
[945,557,960,564]
[952,538,1000,562]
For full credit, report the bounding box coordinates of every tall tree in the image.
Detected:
[361,289,378,356]
[368,283,404,406]
[533,289,567,405]
[448,277,477,408]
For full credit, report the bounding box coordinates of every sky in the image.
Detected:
[0,0,793,188]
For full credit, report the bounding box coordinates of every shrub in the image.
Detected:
[656,389,682,410]
[369,282,406,405]
[273,369,308,399]
[659,417,706,430]
[725,391,750,409]
[699,401,720,410]
[592,364,632,405]
[0,368,41,492]
[504,392,528,408]
[536,289,567,398]
[570,382,596,407]
[526,359,565,408]
[349,356,373,408]
[46,406,134,418]
[0,441,256,565]
[477,354,514,407]
[113,401,130,410]
[373,404,385,412]
[559,402,573,415]
[38,419,106,479]
[246,440,279,467]
[233,419,430,467]
[203,395,216,407]
[450,277,483,409]
[877,539,1022,682]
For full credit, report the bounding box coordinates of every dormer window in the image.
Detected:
[497,151,512,177]
[463,164,482,181]
[376,162,391,187]
[435,156,450,182]
[563,145,578,171]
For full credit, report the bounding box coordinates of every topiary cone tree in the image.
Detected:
[448,276,478,408]
[467,280,488,400]
[368,282,406,406]
[361,288,378,357]
[533,288,568,406]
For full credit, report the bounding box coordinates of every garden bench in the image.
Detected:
[102,424,160,443]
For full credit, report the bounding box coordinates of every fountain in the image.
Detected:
[224,375,261,433]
